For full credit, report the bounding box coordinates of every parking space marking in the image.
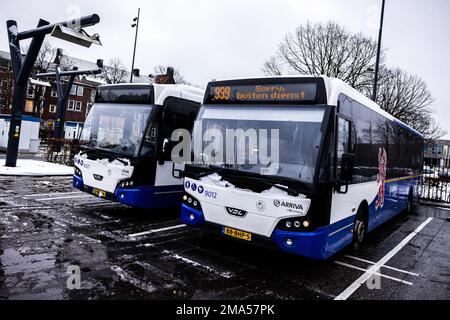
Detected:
[163,250,234,279]
[344,255,420,277]
[335,217,433,300]
[35,195,93,201]
[24,191,84,198]
[334,261,413,286]
[129,224,187,238]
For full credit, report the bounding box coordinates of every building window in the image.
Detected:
[51,89,57,97]
[26,83,35,99]
[77,86,84,97]
[75,101,82,111]
[49,105,57,113]
[70,85,77,96]
[68,100,75,111]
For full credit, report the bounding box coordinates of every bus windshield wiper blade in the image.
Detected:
[228,175,302,197]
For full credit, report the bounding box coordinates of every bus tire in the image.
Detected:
[352,206,367,252]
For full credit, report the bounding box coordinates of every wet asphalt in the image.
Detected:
[0,174,449,300]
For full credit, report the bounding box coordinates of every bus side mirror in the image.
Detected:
[338,153,355,194]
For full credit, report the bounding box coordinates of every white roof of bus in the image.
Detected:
[209,75,421,136]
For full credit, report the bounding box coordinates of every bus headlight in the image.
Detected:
[182,193,202,211]
[74,167,83,177]
[278,217,313,232]
[119,179,136,189]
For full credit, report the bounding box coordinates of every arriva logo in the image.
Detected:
[274,200,304,211]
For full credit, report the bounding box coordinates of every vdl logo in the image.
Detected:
[198,186,204,194]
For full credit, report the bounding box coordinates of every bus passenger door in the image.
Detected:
[156,98,199,187]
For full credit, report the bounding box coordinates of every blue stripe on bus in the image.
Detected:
[181,176,421,260]
[115,185,183,209]
[73,175,184,209]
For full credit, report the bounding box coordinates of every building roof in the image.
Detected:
[0,50,152,85]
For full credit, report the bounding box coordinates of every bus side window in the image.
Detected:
[141,121,159,157]
[337,117,352,177]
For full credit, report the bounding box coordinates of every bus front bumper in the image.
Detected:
[73,175,183,209]
[181,204,332,260]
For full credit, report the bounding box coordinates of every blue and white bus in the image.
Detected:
[181,76,423,260]
[73,83,204,209]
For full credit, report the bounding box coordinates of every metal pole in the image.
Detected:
[57,71,77,139]
[130,8,140,83]
[372,0,386,102]
[5,19,48,167]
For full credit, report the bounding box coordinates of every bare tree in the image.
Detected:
[376,67,446,139]
[153,65,189,84]
[263,21,380,91]
[101,58,128,84]
[59,56,75,71]
[263,21,446,138]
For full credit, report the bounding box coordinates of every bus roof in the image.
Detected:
[207,75,423,138]
[97,83,205,105]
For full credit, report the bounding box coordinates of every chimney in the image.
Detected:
[155,67,176,85]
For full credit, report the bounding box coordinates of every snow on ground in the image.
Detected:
[0,159,73,176]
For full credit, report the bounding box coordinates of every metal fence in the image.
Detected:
[421,165,450,204]
[44,138,78,166]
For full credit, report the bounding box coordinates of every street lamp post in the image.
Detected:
[130,8,141,83]
[372,0,386,102]
[5,14,101,167]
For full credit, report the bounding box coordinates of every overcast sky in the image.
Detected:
[1,0,449,138]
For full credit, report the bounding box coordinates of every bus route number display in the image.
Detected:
[209,83,317,103]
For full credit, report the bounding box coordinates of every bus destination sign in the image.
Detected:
[207,83,317,104]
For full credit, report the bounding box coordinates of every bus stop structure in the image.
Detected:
[5,14,101,167]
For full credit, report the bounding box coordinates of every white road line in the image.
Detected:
[129,224,187,238]
[35,195,93,201]
[335,217,433,301]
[165,251,234,279]
[24,191,83,198]
[335,261,413,286]
[344,255,420,277]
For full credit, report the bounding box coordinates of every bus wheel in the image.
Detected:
[353,209,367,251]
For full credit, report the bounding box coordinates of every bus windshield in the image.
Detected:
[79,103,152,158]
[193,106,326,185]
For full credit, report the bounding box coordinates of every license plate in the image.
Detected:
[93,188,107,198]
[223,227,252,242]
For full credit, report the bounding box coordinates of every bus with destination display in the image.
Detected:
[181,76,423,260]
[73,83,204,209]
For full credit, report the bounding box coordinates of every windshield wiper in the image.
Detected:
[224,174,303,197]
[188,165,227,180]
